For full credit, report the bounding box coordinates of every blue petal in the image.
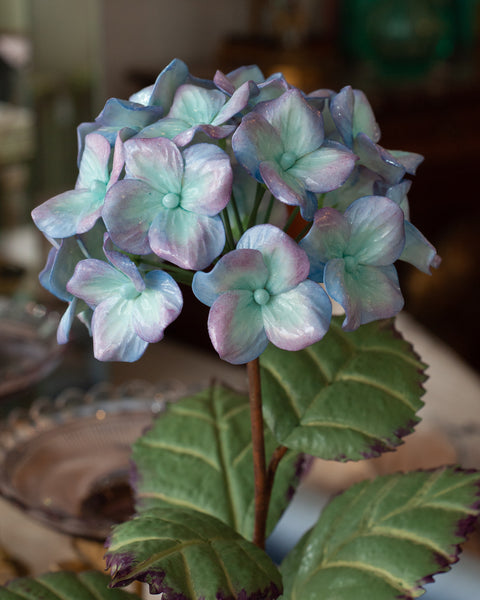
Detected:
[232,112,282,181]
[131,271,182,343]
[208,290,268,364]
[400,220,441,274]
[259,160,314,218]
[91,296,148,362]
[76,133,111,188]
[103,179,160,255]
[237,224,311,295]
[324,259,404,331]
[192,249,268,307]
[67,259,128,306]
[344,196,405,266]
[288,144,356,194]
[123,137,183,193]
[299,208,350,280]
[256,89,324,157]
[262,280,332,350]
[32,188,104,238]
[168,84,227,125]
[330,86,354,147]
[149,208,225,270]
[354,133,405,184]
[181,143,232,216]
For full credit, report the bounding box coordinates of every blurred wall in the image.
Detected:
[100,0,250,99]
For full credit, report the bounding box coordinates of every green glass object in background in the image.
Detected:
[340,0,478,80]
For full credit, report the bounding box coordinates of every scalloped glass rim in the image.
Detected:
[0,296,63,398]
[0,380,191,540]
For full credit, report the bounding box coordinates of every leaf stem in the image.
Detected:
[247,358,268,549]
[147,262,194,286]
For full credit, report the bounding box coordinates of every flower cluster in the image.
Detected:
[32,59,440,364]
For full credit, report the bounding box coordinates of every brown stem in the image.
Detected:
[247,358,268,549]
[265,445,288,509]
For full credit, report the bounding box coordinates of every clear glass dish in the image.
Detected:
[0,380,188,540]
[0,296,62,398]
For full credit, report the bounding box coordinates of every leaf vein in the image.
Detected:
[140,440,220,471]
[334,373,417,411]
[317,560,409,593]
[261,363,301,419]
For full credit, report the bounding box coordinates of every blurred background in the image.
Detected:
[1,0,479,374]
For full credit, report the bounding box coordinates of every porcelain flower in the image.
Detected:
[214,65,289,107]
[137,81,251,146]
[193,224,332,364]
[103,137,232,270]
[67,237,182,362]
[375,179,441,274]
[32,133,123,239]
[328,86,423,185]
[232,89,357,220]
[300,195,405,331]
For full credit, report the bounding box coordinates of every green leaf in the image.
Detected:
[132,383,303,540]
[281,467,480,600]
[260,317,426,460]
[0,571,138,599]
[105,506,282,599]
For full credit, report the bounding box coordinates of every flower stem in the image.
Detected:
[222,208,236,251]
[294,221,313,242]
[266,445,288,505]
[283,206,300,234]
[230,196,245,237]
[247,358,268,549]
[247,184,266,230]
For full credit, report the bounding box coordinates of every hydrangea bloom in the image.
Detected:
[103,137,232,270]
[67,237,182,362]
[299,195,405,331]
[232,89,356,220]
[30,59,439,365]
[137,82,251,146]
[193,224,332,364]
[32,133,123,239]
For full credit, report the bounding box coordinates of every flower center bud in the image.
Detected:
[279,151,297,171]
[162,192,181,209]
[253,288,270,306]
[344,255,358,273]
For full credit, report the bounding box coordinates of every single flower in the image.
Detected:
[375,180,441,274]
[329,86,423,185]
[193,224,332,364]
[103,137,232,270]
[67,237,182,362]
[77,99,163,161]
[137,82,251,146]
[232,89,356,220]
[32,133,124,239]
[300,195,405,331]
[214,65,289,106]
[129,57,214,113]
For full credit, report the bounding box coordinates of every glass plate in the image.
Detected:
[0,380,189,540]
[0,296,62,398]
